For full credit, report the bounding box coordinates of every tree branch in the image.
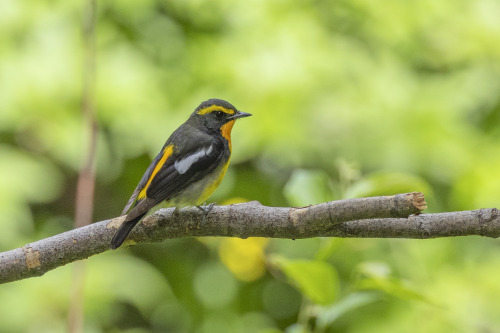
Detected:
[2,192,498,285]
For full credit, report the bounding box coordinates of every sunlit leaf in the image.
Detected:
[356,262,434,304]
[285,323,310,333]
[270,256,338,305]
[314,292,380,330]
[344,171,432,200]
[314,238,345,262]
[283,169,335,206]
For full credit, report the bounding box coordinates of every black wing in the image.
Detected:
[146,139,226,202]
[124,134,227,221]
[121,143,171,215]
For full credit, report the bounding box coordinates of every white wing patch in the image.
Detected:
[174,145,213,174]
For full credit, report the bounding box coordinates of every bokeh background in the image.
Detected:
[2,0,500,332]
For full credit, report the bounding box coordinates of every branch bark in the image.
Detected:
[1,192,498,285]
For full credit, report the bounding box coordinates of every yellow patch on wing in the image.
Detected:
[220,120,235,152]
[138,145,174,199]
[197,105,235,115]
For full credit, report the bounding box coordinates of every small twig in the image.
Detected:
[68,0,97,332]
[328,209,500,239]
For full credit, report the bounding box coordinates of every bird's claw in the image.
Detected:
[196,202,216,223]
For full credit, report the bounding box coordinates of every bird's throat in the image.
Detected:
[220,120,235,152]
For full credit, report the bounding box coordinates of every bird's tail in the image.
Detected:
[110,212,147,249]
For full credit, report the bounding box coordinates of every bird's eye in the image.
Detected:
[213,111,225,120]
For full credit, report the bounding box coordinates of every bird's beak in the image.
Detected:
[230,111,252,120]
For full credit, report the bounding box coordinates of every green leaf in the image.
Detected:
[285,323,310,333]
[314,239,345,262]
[356,262,434,304]
[344,171,432,199]
[271,256,338,305]
[314,292,380,331]
[283,169,335,206]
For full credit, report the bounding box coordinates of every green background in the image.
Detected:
[2,0,500,332]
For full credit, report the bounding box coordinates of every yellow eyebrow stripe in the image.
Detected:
[138,144,174,199]
[196,105,235,115]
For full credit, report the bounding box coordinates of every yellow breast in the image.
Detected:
[196,158,231,205]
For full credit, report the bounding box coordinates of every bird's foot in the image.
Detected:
[172,206,180,216]
[196,202,216,223]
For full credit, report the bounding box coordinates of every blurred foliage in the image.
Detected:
[1,0,500,332]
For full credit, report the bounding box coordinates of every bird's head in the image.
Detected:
[190,99,252,134]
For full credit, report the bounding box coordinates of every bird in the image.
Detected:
[110,98,251,249]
